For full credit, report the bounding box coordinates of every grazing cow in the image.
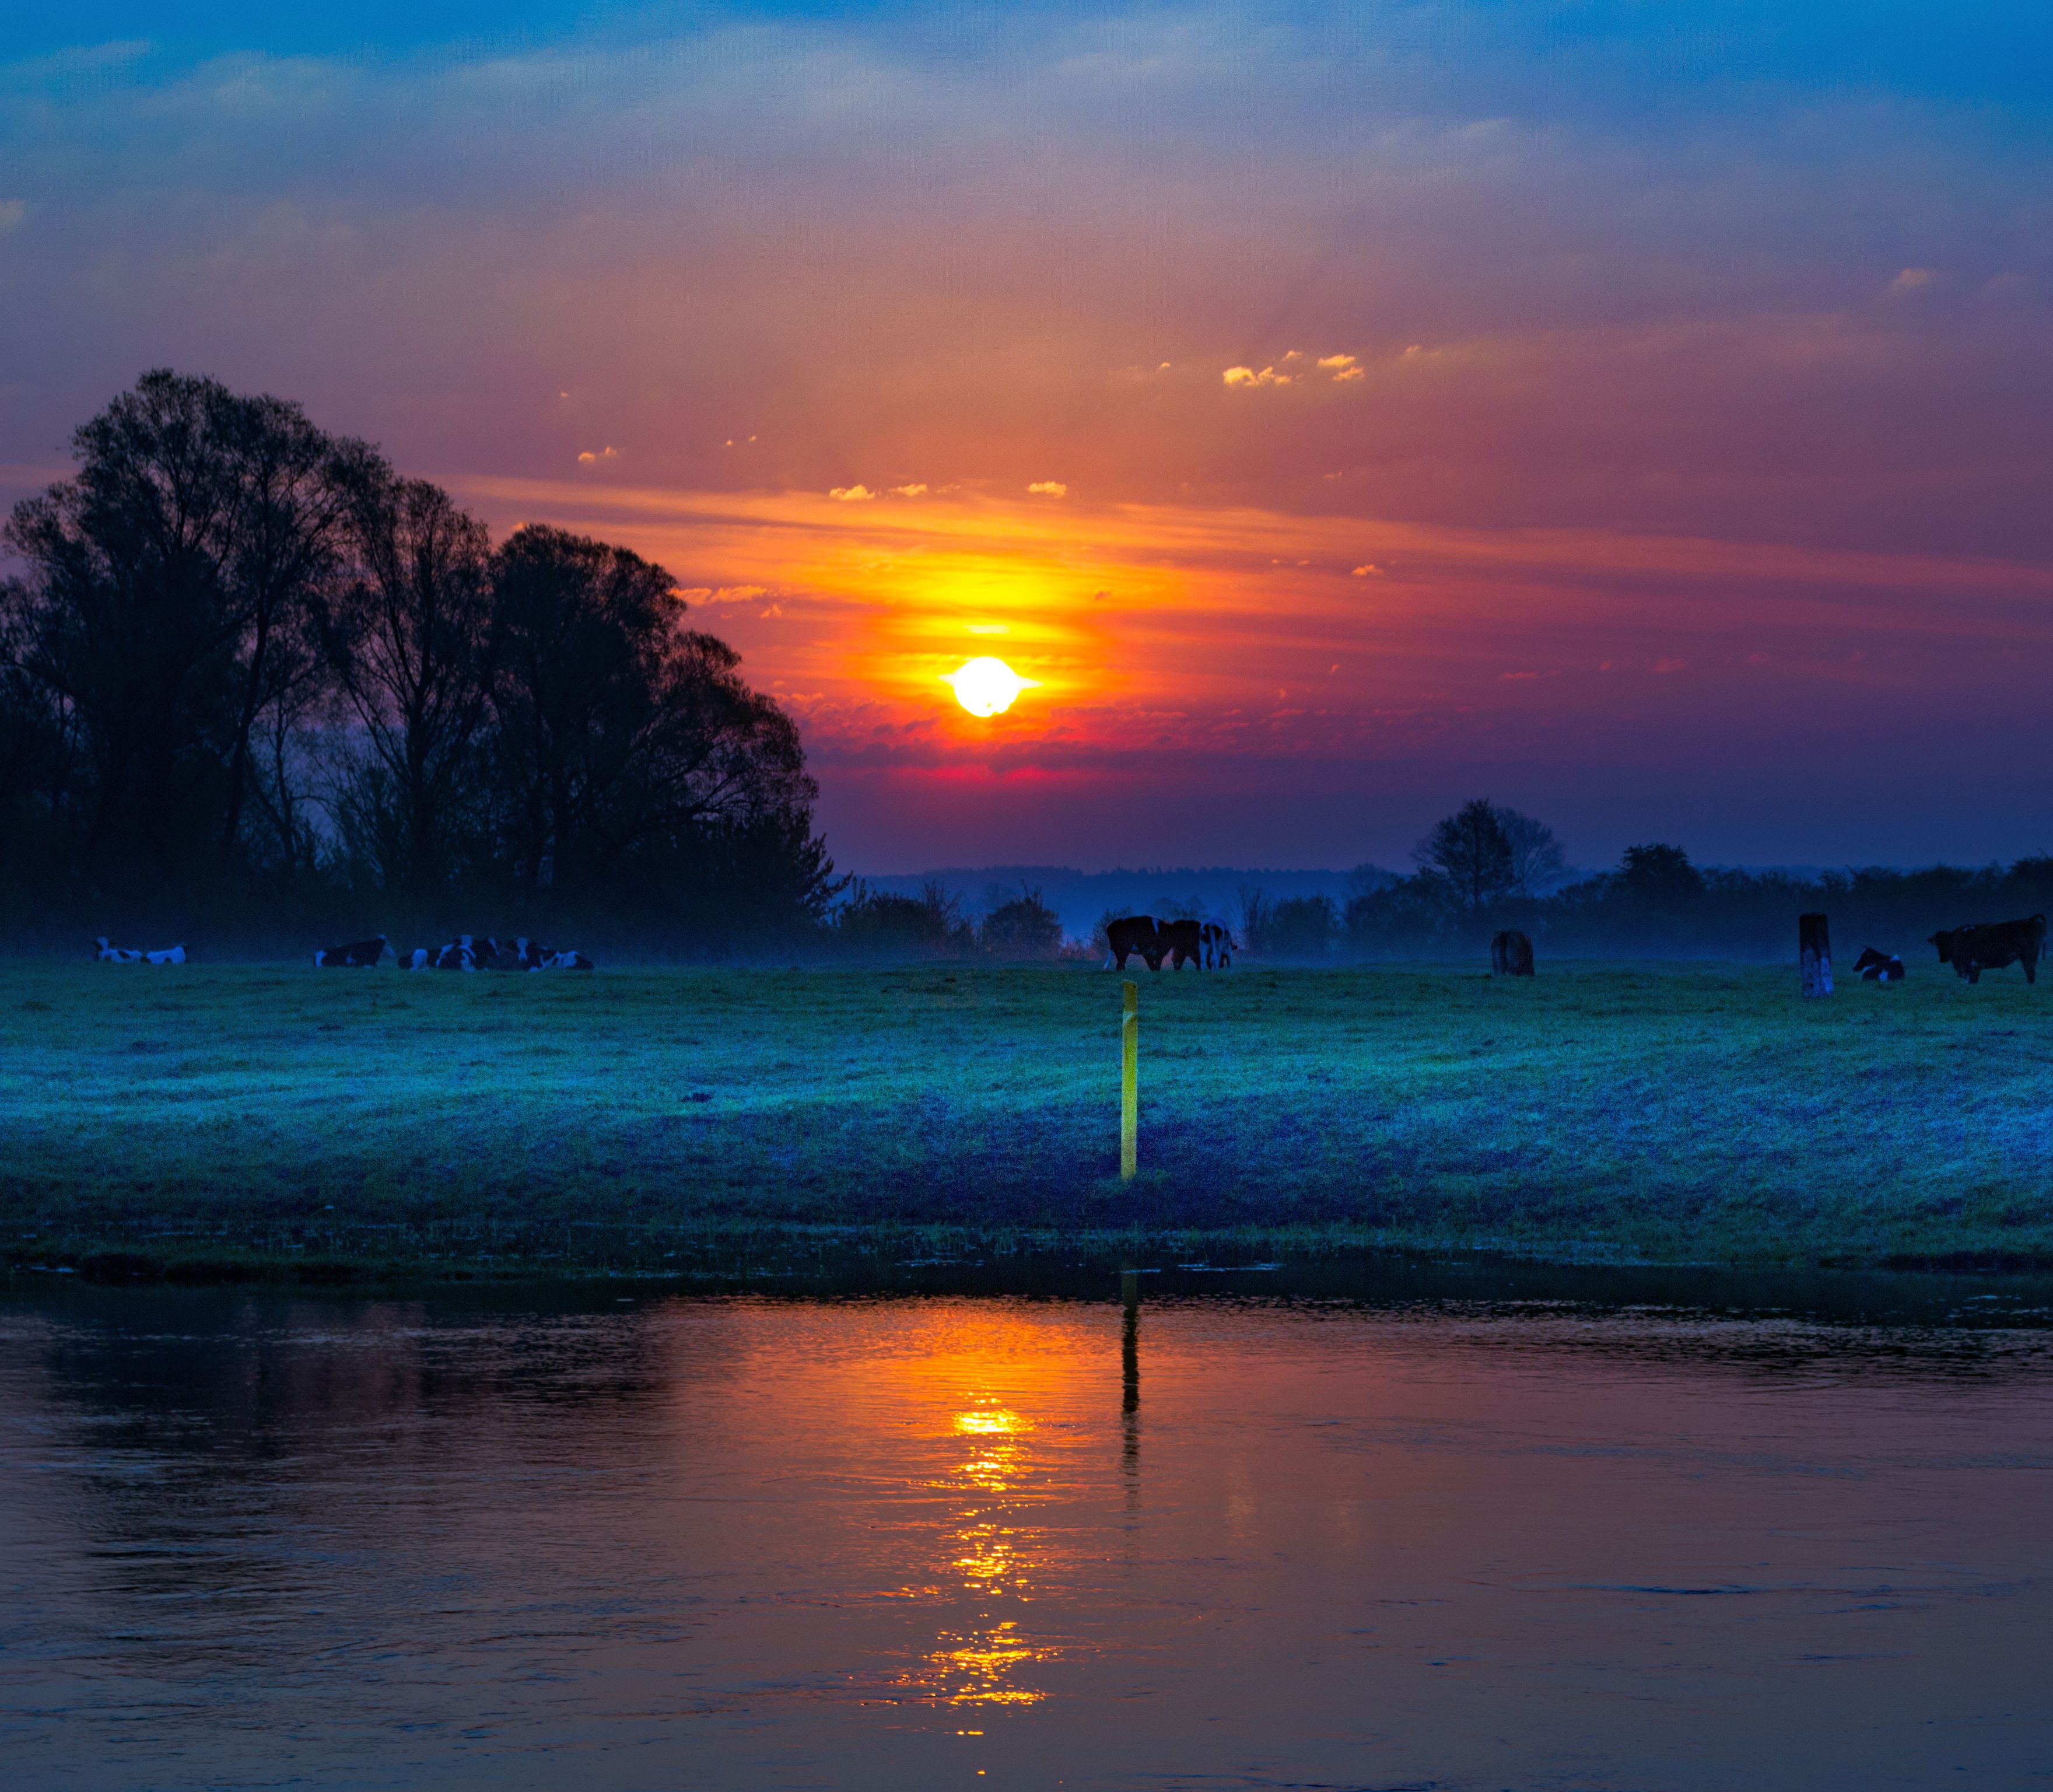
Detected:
[1854,947,1905,984]
[1159,918,1206,970]
[1491,929,1535,977]
[1200,921,1235,969]
[1103,915,1165,972]
[93,937,143,963]
[314,936,387,968]
[1929,915,2047,985]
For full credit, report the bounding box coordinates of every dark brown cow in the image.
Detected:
[1159,918,1206,970]
[1491,929,1535,977]
[314,935,387,968]
[1929,915,2047,985]
[1103,915,1165,972]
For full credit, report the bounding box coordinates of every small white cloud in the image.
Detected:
[829,484,875,501]
[890,483,929,498]
[0,200,25,236]
[1351,564,1383,578]
[1318,353,1365,382]
[1403,344,1424,356]
[713,585,767,602]
[1890,267,1938,293]
[1224,365,1292,387]
[759,603,783,619]
[576,445,619,464]
[1026,480,1068,496]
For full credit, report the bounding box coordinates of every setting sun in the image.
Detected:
[942,656,1037,717]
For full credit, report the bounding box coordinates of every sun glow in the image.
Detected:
[942,656,1037,716]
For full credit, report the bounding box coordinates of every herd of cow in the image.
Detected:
[93,933,591,970]
[86,908,2053,984]
[1102,915,1235,971]
[315,935,593,971]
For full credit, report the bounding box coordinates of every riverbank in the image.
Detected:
[3,960,2047,1280]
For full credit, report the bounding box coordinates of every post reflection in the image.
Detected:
[1122,1288,1141,1511]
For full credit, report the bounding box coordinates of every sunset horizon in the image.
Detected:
[7,1,2050,876]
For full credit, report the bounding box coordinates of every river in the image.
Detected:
[3,1282,2050,1788]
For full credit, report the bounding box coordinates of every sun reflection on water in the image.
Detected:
[902,1396,1060,1706]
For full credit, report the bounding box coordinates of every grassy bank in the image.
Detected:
[2,960,2048,1279]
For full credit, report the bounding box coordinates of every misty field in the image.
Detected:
[2,958,2048,1279]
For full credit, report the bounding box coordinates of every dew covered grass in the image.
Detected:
[2,958,2048,1278]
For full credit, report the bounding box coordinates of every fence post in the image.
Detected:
[1799,912,1833,998]
[1120,980,1138,1180]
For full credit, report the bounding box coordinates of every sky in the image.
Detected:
[3,2,2051,874]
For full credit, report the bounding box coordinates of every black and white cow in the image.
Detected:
[1200,921,1235,969]
[96,937,187,964]
[1854,947,1905,983]
[314,936,387,968]
[534,947,593,971]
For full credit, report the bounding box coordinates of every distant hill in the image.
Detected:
[848,864,1396,942]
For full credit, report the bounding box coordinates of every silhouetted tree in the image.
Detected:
[486,523,828,908]
[0,370,370,886]
[1616,842,1704,905]
[1498,806,1568,895]
[981,887,1063,958]
[321,477,496,895]
[1415,797,1516,911]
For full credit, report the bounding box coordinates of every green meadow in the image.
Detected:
[2,958,2047,1280]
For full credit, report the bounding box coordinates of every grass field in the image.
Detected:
[2,958,2049,1280]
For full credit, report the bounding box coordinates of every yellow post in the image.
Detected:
[1120,979,1138,1180]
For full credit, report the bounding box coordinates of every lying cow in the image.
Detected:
[1929,915,2047,985]
[1103,915,1166,972]
[95,938,184,964]
[314,936,387,968]
[1854,947,1905,984]
[537,949,593,971]
[430,934,495,971]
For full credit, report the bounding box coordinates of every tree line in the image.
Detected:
[0,372,838,952]
[1241,797,2053,961]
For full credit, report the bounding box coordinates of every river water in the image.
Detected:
[3,1284,2051,1790]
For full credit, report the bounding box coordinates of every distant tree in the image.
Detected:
[980,886,1063,958]
[838,880,973,958]
[1616,842,1704,905]
[1345,862,1396,903]
[1497,807,1568,895]
[1414,797,1516,911]
[1263,893,1338,958]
